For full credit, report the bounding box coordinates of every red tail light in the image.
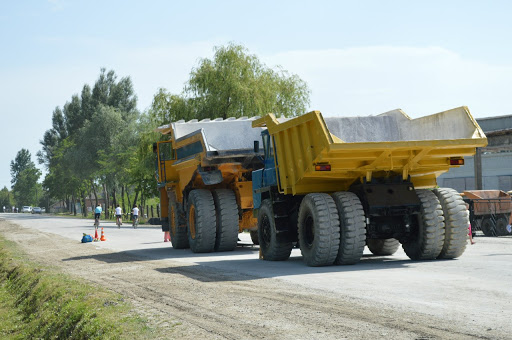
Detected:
[450,158,464,165]
[315,164,331,171]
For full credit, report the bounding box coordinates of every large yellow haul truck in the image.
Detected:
[154,118,265,252]
[252,107,488,266]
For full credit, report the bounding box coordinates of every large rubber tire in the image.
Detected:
[169,196,189,249]
[212,189,239,252]
[496,216,509,236]
[258,199,293,261]
[298,193,340,267]
[367,239,400,256]
[187,190,216,253]
[481,217,496,237]
[434,188,468,259]
[250,230,259,245]
[402,190,445,260]
[331,192,366,265]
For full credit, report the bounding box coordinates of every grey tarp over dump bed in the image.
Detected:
[324,106,484,143]
[158,106,484,151]
[167,117,266,152]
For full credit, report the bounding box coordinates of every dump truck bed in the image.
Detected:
[253,106,488,195]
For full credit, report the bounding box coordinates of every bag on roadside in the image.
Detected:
[81,233,93,243]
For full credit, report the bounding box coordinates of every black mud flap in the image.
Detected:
[199,169,223,185]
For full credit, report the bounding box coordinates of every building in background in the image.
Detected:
[438,114,512,192]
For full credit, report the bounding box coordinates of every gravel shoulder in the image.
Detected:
[0,217,510,339]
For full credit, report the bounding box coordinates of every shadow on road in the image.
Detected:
[62,244,258,263]
[62,245,414,282]
[154,255,413,282]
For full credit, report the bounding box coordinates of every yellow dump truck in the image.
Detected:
[252,106,488,266]
[154,117,265,252]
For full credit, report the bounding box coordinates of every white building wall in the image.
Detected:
[437,152,512,192]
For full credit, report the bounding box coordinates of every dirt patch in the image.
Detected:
[0,219,502,339]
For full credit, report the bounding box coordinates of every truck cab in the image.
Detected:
[252,130,278,210]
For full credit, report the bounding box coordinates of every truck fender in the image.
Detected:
[198,169,223,185]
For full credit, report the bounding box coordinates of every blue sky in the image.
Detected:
[1,0,512,190]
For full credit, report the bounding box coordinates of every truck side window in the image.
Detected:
[262,133,273,159]
[159,142,175,161]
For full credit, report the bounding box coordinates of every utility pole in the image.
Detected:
[474,148,483,190]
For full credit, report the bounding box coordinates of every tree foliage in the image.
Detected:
[38,68,140,215]
[10,149,33,186]
[10,149,41,206]
[150,43,310,126]
[0,186,14,211]
[188,43,310,119]
[13,167,42,206]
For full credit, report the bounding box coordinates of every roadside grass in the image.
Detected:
[0,235,161,339]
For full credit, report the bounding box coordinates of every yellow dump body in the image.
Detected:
[253,106,488,195]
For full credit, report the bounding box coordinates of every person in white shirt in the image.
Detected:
[132,205,139,228]
[115,205,123,227]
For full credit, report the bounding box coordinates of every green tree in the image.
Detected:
[149,43,310,126]
[10,149,41,206]
[149,89,193,126]
[0,186,14,211]
[39,68,140,216]
[37,107,68,166]
[127,113,160,207]
[13,167,42,206]
[187,43,310,119]
[10,148,33,186]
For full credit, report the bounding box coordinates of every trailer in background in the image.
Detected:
[463,190,512,236]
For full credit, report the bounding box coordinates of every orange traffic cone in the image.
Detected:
[100,227,106,241]
[164,231,170,242]
[93,229,99,242]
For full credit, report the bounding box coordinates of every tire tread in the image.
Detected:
[331,192,366,265]
[434,188,468,259]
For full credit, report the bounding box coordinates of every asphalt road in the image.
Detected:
[2,212,512,338]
